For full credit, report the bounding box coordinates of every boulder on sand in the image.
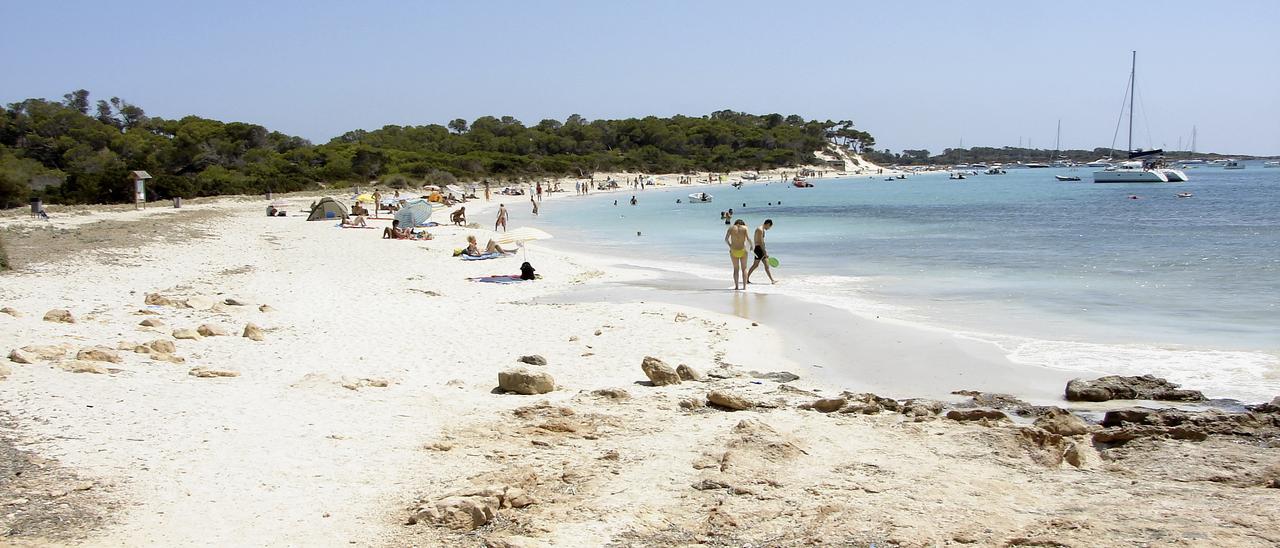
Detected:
[676,364,706,381]
[809,398,846,413]
[189,367,239,378]
[8,349,35,364]
[1,307,21,317]
[707,390,753,411]
[139,318,164,327]
[43,309,75,323]
[1065,375,1204,402]
[183,296,216,310]
[76,347,122,363]
[946,408,1009,422]
[641,356,681,386]
[242,323,265,341]
[517,355,547,366]
[144,293,174,306]
[1033,407,1091,436]
[172,329,202,340]
[148,339,176,354]
[498,368,555,395]
[196,324,228,337]
[60,361,108,374]
[19,345,67,361]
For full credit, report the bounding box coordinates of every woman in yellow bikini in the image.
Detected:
[724,219,753,290]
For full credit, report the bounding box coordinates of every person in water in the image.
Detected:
[724,219,752,290]
[746,219,775,284]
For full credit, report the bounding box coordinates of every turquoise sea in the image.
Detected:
[521,161,1280,400]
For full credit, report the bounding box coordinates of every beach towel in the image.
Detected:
[460,252,509,261]
[468,275,525,284]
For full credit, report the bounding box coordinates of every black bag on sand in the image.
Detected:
[520,262,536,280]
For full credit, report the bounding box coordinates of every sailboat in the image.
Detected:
[1093,51,1188,183]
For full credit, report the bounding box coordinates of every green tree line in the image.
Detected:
[0,90,875,208]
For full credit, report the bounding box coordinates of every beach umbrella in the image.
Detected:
[354,193,375,203]
[493,227,552,245]
[393,199,437,228]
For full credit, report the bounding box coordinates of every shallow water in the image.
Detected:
[522,162,1280,401]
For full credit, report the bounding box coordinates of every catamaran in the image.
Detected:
[1093,51,1187,183]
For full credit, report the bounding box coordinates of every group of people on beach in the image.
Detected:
[725,218,775,290]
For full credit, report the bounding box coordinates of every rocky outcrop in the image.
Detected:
[640,356,681,386]
[1033,407,1091,436]
[242,323,265,341]
[676,364,705,381]
[707,390,753,411]
[407,484,537,530]
[1065,375,1204,402]
[43,309,75,323]
[1,307,21,317]
[148,339,176,354]
[809,398,846,413]
[19,345,68,361]
[750,371,800,383]
[144,293,175,306]
[590,388,630,400]
[497,368,555,395]
[8,349,35,364]
[60,361,107,374]
[1093,407,1280,446]
[900,399,944,419]
[946,408,1009,422]
[516,355,546,366]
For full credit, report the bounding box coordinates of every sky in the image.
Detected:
[4,0,1278,155]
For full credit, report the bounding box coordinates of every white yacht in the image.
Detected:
[1093,52,1187,184]
[1223,160,1244,170]
[1086,158,1114,167]
[1264,161,1280,168]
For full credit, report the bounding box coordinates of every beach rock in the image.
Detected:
[676,364,705,381]
[341,377,390,390]
[139,318,164,327]
[149,352,185,364]
[1018,427,1067,467]
[189,367,239,378]
[76,347,121,363]
[674,312,690,322]
[751,370,800,383]
[8,349,35,364]
[946,408,1009,422]
[832,392,899,415]
[130,344,152,354]
[148,339,176,354]
[172,329,202,340]
[19,345,67,361]
[258,304,275,313]
[516,355,547,366]
[243,323,265,341]
[60,361,107,374]
[497,368,555,395]
[196,324,228,337]
[1064,441,1086,468]
[809,398,846,413]
[144,293,174,306]
[679,397,705,410]
[1,307,21,317]
[1247,396,1280,414]
[407,485,536,530]
[707,390,753,411]
[900,399,945,418]
[1033,407,1091,436]
[184,296,216,310]
[640,356,681,386]
[43,309,75,323]
[1065,375,1205,402]
[591,388,630,400]
[224,297,250,306]
[136,309,160,315]
[567,336,579,342]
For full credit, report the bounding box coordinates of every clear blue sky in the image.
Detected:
[4,0,1278,155]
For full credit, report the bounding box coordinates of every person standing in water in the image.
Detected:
[495,203,508,231]
[724,219,752,290]
[530,195,539,216]
[746,219,775,285]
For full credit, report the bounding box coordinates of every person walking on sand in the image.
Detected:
[530,195,539,216]
[724,219,752,291]
[495,203,508,231]
[371,189,381,218]
[746,219,776,284]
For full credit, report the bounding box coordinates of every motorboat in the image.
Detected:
[1055,175,1082,181]
[1086,158,1114,167]
[1223,160,1245,170]
[793,176,813,188]
[688,192,713,203]
[970,163,989,169]
[1024,162,1050,168]
[1176,192,1193,198]
[985,167,1006,175]
[949,172,967,180]
[742,172,759,180]
[1264,161,1280,168]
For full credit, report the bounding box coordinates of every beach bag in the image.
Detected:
[520,262,536,280]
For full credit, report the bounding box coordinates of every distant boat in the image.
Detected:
[792,176,813,188]
[1093,51,1187,184]
[688,192,713,203]
[742,172,759,180]
[1264,161,1280,168]
[1176,192,1193,198]
[1055,175,1082,181]
[949,172,967,180]
[1086,158,1114,167]
[1223,160,1245,170]
[985,167,1006,175]
[970,163,989,169]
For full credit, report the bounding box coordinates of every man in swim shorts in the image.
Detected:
[724,218,752,290]
[746,219,775,284]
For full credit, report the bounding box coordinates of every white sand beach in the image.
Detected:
[2,188,1278,547]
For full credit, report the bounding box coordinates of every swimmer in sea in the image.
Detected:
[724,218,752,290]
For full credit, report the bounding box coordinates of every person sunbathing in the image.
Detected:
[342,215,367,227]
[382,219,411,239]
[463,235,510,256]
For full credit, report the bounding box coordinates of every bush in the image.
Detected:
[382,173,411,189]
[424,169,457,187]
[0,234,9,271]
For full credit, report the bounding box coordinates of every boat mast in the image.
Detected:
[1128,50,1135,153]
[1191,125,1197,155]
[1053,119,1061,162]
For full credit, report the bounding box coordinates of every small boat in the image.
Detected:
[1176,192,1193,198]
[688,192,713,203]
[1086,158,1114,167]
[985,167,1006,175]
[792,176,813,188]
[742,172,759,180]
[1223,160,1245,170]
[1264,161,1280,168]
[1024,162,1050,168]
[1055,175,1082,181]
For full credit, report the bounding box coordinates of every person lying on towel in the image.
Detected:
[463,234,510,256]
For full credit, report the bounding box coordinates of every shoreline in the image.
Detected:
[2,189,1279,546]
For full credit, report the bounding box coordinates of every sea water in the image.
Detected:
[521,162,1280,401]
